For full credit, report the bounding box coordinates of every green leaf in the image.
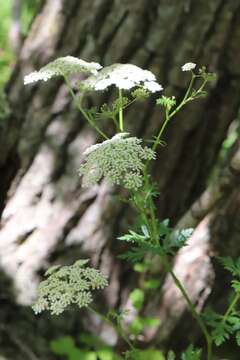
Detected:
[218,257,240,277]
[50,336,75,355]
[97,347,122,360]
[232,280,240,294]
[119,247,146,263]
[79,332,103,347]
[129,317,144,335]
[133,263,147,273]
[80,352,97,360]
[181,345,202,360]
[156,96,176,110]
[129,316,160,336]
[143,279,161,290]
[118,230,148,243]
[129,289,144,310]
[141,224,150,238]
[162,228,193,255]
[142,316,160,327]
[167,350,176,360]
[126,349,164,360]
[212,323,232,346]
[236,331,240,346]
[50,337,93,360]
[158,219,171,237]
[119,240,163,263]
[170,228,193,246]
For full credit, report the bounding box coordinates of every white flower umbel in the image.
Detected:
[79,133,156,190]
[32,259,108,315]
[181,62,196,72]
[24,56,102,85]
[144,81,163,93]
[82,63,163,92]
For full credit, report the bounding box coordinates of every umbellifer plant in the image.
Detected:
[24,57,240,359]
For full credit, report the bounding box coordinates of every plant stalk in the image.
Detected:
[119,89,124,131]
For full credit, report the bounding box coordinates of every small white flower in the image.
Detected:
[82,63,163,93]
[181,62,196,72]
[24,56,102,85]
[143,81,163,93]
[83,133,129,156]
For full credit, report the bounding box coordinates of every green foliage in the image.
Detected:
[118,227,149,243]
[129,316,160,337]
[51,335,122,360]
[0,1,14,87]
[166,346,202,360]
[97,97,130,122]
[143,278,161,290]
[217,256,240,277]
[125,348,164,360]
[167,350,176,360]
[33,259,108,315]
[118,220,193,262]
[0,0,41,88]
[129,289,145,310]
[198,66,217,83]
[162,227,193,255]
[21,0,42,35]
[156,96,176,111]
[51,336,89,360]
[203,257,240,347]
[203,308,240,347]
[180,345,202,360]
[118,241,162,263]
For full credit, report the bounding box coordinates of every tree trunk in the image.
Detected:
[9,0,23,54]
[0,0,240,358]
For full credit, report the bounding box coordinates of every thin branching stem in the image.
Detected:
[63,75,109,140]
[161,256,213,360]
[140,73,214,359]
[88,307,135,350]
[119,88,124,131]
[222,293,240,323]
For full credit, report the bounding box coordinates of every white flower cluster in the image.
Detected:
[82,63,163,92]
[181,62,196,72]
[24,56,102,84]
[32,259,108,315]
[79,133,156,190]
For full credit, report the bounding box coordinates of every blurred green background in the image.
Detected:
[0,0,40,87]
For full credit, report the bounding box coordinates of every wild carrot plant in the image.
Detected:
[25,57,240,360]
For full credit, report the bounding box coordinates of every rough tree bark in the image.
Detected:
[0,0,240,358]
[9,0,23,54]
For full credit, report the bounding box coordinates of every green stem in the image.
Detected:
[88,307,135,350]
[143,169,159,243]
[119,89,124,131]
[168,74,195,120]
[161,256,213,360]
[63,76,108,140]
[222,293,240,324]
[152,108,170,153]
[112,114,121,131]
[169,76,208,121]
